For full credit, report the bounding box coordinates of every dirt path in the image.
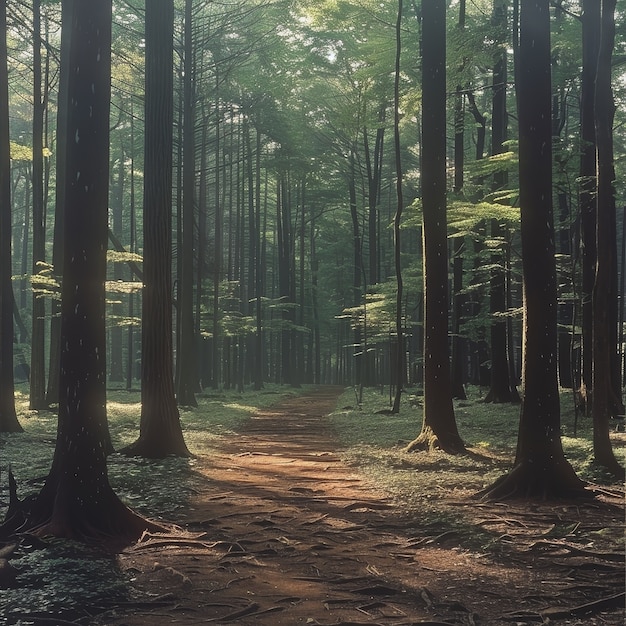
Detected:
[97,387,625,626]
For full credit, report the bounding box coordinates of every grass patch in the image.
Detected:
[1,384,305,517]
[329,385,626,538]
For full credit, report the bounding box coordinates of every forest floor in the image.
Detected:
[84,385,625,626]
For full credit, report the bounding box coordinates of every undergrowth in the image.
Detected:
[329,384,626,490]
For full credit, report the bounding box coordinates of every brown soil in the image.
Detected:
[96,386,625,626]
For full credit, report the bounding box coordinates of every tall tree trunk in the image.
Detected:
[348,149,364,388]
[485,0,519,404]
[277,176,293,385]
[0,0,22,432]
[591,0,624,479]
[364,108,385,287]
[126,105,137,391]
[19,0,160,539]
[109,157,125,382]
[253,125,264,390]
[450,0,467,400]
[212,77,223,390]
[406,0,464,454]
[196,119,208,387]
[46,0,72,406]
[122,0,189,459]
[578,0,600,414]
[391,0,404,414]
[176,0,198,407]
[483,0,585,499]
[30,0,47,410]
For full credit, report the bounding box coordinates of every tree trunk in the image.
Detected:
[121,0,189,459]
[0,0,22,433]
[482,0,586,499]
[591,0,624,479]
[578,0,600,414]
[277,176,293,385]
[450,1,467,401]
[391,0,404,414]
[253,124,264,390]
[364,108,385,287]
[176,0,198,407]
[109,157,125,382]
[29,0,47,410]
[484,0,519,404]
[46,0,72,407]
[406,0,464,454]
[17,0,161,539]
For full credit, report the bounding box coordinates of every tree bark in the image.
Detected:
[482,0,586,499]
[485,0,519,404]
[391,0,404,414]
[121,0,189,459]
[17,0,162,539]
[46,0,73,407]
[578,0,600,414]
[29,0,47,410]
[406,0,464,454]
[591,0,624,479]
[176,0,198,407]
[0,0,22,433]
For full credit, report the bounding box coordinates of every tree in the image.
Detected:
[46,0,72,407]
[16,0,159,538]
[406,0,464,453]
[0,0,22,433]
[391,0,404,414]
[176,0,199,407]
[482,0,586,499]
[121,0,190,458]
[590,0,624,479]
[578,0,599,414]
[29,0,48,410]
[484,0,519,404]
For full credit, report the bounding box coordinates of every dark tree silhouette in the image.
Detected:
[391,0,404,414]
[482,0,586,499]
[176,0,199,407]
[0,0,22,433]
[15,0,161,538]
[578,0,599,413]
[121,0,190,458]
[591,0,624,479]
[45,0,72,407]
[406,0,464,453]
[29,0,47,411]
[484,0,519,405]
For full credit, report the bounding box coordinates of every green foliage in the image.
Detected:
[30,261,60,299]
[107,250,143,265]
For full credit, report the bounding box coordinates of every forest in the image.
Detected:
[0,0,625,624]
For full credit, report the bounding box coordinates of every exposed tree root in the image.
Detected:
[405,425,465,454]
[119,436,192,459]
[478,458,591,501]
[1,471,169,548]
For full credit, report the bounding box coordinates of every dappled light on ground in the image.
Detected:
[89,387,624,626]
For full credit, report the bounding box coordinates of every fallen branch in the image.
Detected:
[541,591,625,618]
